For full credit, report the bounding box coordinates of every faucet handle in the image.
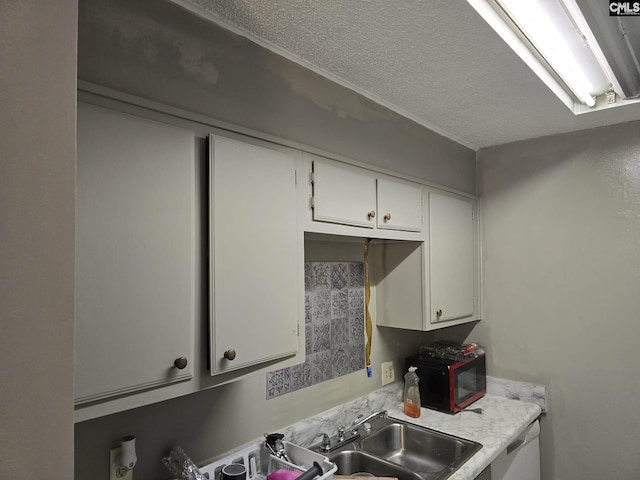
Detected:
[351,414,363,426]
[337,426,345,441]
[316,433,331,452]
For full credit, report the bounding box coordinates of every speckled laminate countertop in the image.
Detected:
[200,381,542,480]
[385,393,542,479]
[280,382,542,480]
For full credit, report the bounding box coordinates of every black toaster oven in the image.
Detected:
[405,352,486,414]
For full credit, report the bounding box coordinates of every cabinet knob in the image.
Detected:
[224,349,237,361]
[174,357,188,369]
[436,309,443,317]
[384,213,392,221]
[367,210,376,219]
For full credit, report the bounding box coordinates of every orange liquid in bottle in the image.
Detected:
[404,401,421,418]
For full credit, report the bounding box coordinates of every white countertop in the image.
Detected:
[203,382,542,480]
[279,382,542,480]
[385,394,542,479]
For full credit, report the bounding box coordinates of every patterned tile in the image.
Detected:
[312,291,331,322]
[349,305,364,326]
[349,344,365,372]
[349,262,365,288]
[266,367,291,399]
[312,319,331,353]
[331,289,348,319]
[311,351,332,384]
[348,288,364,313]
[349,315,365,346]
[331,262,348,289]
[290,359,312,391]
[331,317,349,350]
[331,347,351,378]
[267,261,365,399]
[305,324,312,355]
[304,263,313,290]
[305,293,312,324]
[310,262,331,291]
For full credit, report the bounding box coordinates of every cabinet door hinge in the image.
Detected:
[297,323,301,336]
[310,196,315,209]
[310,171,315,185]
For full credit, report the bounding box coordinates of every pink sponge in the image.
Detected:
[266,470,302,480]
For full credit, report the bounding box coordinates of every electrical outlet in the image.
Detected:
[110,447,133,480]
[381,361,395,386]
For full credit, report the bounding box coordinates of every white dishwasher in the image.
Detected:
[491,420,541,480]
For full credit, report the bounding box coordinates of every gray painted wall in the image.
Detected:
[75,0,477,479]
[78,0,475,194]
[475,121,640,480]
[0,0,77,478]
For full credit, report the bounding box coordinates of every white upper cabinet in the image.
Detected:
[75,104,195,405]
[429,192,476,323]
[376,177,423,232]
[308,156,423,237]
[209,135,300,375]
[312,158,377,228]
[73,94,480,420]
[372,190,480,331]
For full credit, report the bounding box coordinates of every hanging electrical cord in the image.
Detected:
[364,239,373,377]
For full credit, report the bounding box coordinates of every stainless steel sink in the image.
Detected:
[327,450,423,480]
[359,421,479,476]
[318,415,482,480]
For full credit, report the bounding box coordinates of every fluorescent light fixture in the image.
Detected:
[498,0,596,106]
[467,0,620,111]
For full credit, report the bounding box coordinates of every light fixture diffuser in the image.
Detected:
[467,0,621,111]
[496,0,596,106]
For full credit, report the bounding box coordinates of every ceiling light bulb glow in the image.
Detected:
[497,0,595,106]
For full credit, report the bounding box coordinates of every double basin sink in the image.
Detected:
[313,414,482,480]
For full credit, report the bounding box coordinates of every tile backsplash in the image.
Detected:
[266,262,365,399]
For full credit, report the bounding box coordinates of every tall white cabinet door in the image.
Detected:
[312,159,377,228]
[75,104,195,405]
[210,136,299,374]
[376,178,423,232]
[429,192,476,323]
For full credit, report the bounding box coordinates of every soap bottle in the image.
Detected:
[403,366,421,418]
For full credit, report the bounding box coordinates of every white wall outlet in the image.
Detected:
[381,361,395,386]
[110,447,133,480]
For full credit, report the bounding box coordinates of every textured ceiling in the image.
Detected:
[170,0,640,149]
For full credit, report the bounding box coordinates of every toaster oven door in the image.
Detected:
[452,356,486,411]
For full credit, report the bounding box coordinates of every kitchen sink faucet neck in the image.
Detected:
[349,410,388,432]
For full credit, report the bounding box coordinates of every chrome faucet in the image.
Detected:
[316,432,331,452]
[315,424,360,454]
[349,410,388,432]
[313,411,388,454]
